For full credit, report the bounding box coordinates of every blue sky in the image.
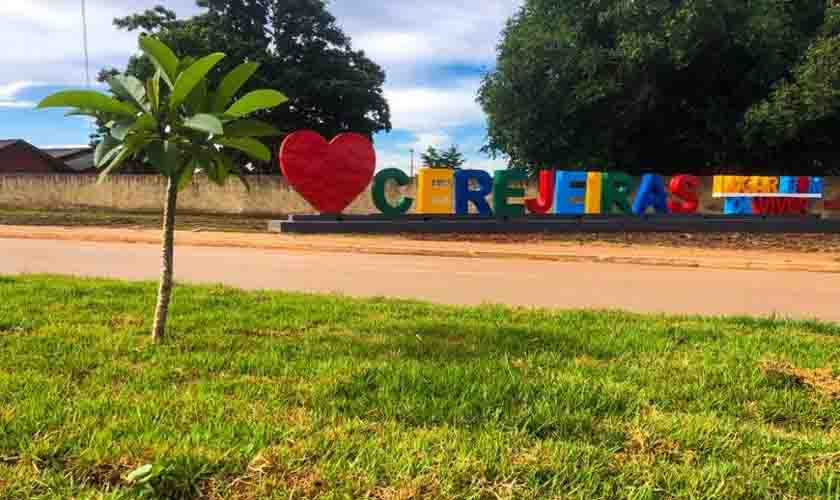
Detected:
[0,0,522,171]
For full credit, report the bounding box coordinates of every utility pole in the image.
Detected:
[410,148,415,178]
[81,0,91,88]
[81,0,95,143]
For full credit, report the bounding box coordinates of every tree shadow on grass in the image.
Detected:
[297,321,601,364]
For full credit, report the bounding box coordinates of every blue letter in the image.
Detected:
[632,174,669,215]
[553,171,587,214]
[455,170,493,216]
[779,176,797,194]
[724,197,753,215]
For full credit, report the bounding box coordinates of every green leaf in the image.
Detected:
[125,464,154,484]
[110,121,133,141]
[108,74,147,111]
[170,53,225,109]
[147,140,181,177]
[225,90,288,118]
[64,109,94,118]
[184,114,224,135]
[139,36,178,88]
[207,154,231,186]
[134,113,158,132]
[176,161,196,191]
[146,71,161,113]
[185,80,208,114]
[95,138,121,168]
[212,62,260,112]
[224,119,283,137]
[177,57,197,75]
[98,146,133,182]
[159,142,182,177]
[37,91,138,118]
[220,155,252,192]
[215,137,271,162]
[233,169,251,191]
[110,114,157,141]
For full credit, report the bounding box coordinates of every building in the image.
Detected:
[0,139,74,174]
[43,146,95,173]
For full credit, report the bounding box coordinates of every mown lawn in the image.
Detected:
[1,275,839,499]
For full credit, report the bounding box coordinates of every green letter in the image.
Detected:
[372,168,413,216]
[493,169,527,217]
[601,172,634,214]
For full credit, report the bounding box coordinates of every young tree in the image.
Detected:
[421,145,466,169]
[100,0,391,173]
[38,36,288,341]
[479,0,838,175]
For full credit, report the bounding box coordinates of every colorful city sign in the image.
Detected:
[279,131,826,216]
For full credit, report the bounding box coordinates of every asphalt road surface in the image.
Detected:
[3,237,839,321]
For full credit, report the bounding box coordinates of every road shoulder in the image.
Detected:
[1,224,838,274]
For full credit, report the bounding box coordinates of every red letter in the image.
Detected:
[797,176,810,193]
[791,198,809,214]
[526,169,555,214]
[667,175,700,213]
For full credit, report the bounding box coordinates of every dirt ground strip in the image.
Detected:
[1,224,839,274]
[4,208,840,253]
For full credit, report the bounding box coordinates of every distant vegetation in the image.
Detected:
[420,145,466,169]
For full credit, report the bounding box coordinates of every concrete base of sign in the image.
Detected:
[269,214,840,234]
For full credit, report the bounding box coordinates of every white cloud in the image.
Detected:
[375,151,413,172]
[383,79,492,167]
[0,81,43,99]
[469,157,509,172]
[0,80,46,108]
[0,1,522,87]
[0,101,36,109]
[407,132,452,151]
[0,0,199,85]
[40,144,90,149]
[386,79,485,132]
[375,148,506,173]
[2,0,523,163]
[332,1,522,69]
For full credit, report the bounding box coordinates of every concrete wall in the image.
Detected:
[0,174,379,216]
[1,173,838,216]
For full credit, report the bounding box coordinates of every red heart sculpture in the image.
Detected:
[279,130,376,214]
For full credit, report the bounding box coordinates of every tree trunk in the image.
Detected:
[152,177,179,342]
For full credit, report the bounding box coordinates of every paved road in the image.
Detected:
[3,237,838,321]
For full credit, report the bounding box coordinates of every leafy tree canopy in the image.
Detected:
[420,145,466,169]
[99,0,391,173]
[479,0,840,175]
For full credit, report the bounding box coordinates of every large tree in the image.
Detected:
[100,0,391,173]
[478,0,840,175]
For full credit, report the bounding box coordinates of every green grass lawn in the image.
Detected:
[1,275,840,499]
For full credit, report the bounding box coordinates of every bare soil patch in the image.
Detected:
[761,361,840,400]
